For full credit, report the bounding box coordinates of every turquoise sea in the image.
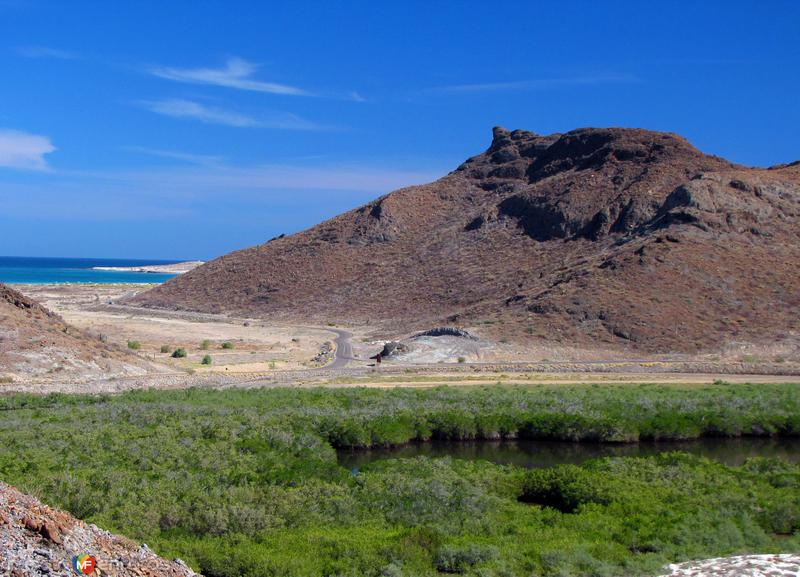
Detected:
[0,256,182,284]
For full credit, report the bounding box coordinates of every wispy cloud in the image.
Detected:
[122,146,224,166]
[138,98,259,127]
[70,162,443,195]
[15,45,78,60]
[148,57,310,96]
[0,129,56,171]
[348,91,367,103]
[138,98,329,131]
[424,73,640,94]
[0,160,446,227]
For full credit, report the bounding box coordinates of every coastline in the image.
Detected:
[91,260,204,274]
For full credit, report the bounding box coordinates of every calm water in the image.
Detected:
[338,437,800,470]
[0,256,180,284]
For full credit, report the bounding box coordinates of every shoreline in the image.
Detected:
[91,260,204,274]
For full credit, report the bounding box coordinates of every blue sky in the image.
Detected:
[1,1,798,260]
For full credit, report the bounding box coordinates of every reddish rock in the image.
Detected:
[129,127,800,353]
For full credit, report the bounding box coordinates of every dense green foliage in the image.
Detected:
[0,383,798,576]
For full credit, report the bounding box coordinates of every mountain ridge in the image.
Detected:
[129,126,800,352]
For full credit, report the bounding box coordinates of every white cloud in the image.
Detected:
[138,98,329,130]
[139,98,259,127]
[0,129,56,170]
[425,73,640,94]
[148,57,310,96]
[122,146,224,166]
[16,45,78,60]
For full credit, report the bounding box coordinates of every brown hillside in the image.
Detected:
[0,284,153,381]
[130,127,800,352]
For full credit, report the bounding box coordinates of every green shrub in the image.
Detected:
[160,345,171,354]
[171,348,187,358]
[0,384,798,577]
[127,340,141,350]
[457,357,466,363]
[201,355,212,365]
[435,544,499,573]
[200,340,211,350]
[221,342,234,349]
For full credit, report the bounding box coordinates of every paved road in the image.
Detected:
[326,328,356,369]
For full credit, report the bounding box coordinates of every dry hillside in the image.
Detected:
[0,284,154,381]
[130,127,800,353]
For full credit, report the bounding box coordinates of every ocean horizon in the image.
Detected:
[0,256,186,284]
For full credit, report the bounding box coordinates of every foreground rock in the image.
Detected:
[0,482,200,576]
[129,127,800,354]
[660,554,800,576]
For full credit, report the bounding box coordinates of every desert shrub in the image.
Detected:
[520,465,614,512]
[457,356,466,363]
[201,355,212,365]
[160,345,171,354]
[200,340,211,350]
[435,544,499,573]
[0,384,798,577]
[221,342,234,349]
[172,348,187,358]
[127,340,141,350]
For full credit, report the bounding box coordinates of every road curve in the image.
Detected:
[326,328,355,369]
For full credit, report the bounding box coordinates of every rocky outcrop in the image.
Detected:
[415,327,478,340]
[129,127,800,353]
[0,482,200,576]
[375,341,409,358]
[659,554,800,576]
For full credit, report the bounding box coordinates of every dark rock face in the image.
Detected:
[415,327,478,340]
[376,341,409,358]
[130,126,800,353]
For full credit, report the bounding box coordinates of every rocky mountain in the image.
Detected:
[130,127,800,352]
[0,482,200,576]
[0,284,152,382]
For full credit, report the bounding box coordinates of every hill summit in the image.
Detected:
[130,127,800,352]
